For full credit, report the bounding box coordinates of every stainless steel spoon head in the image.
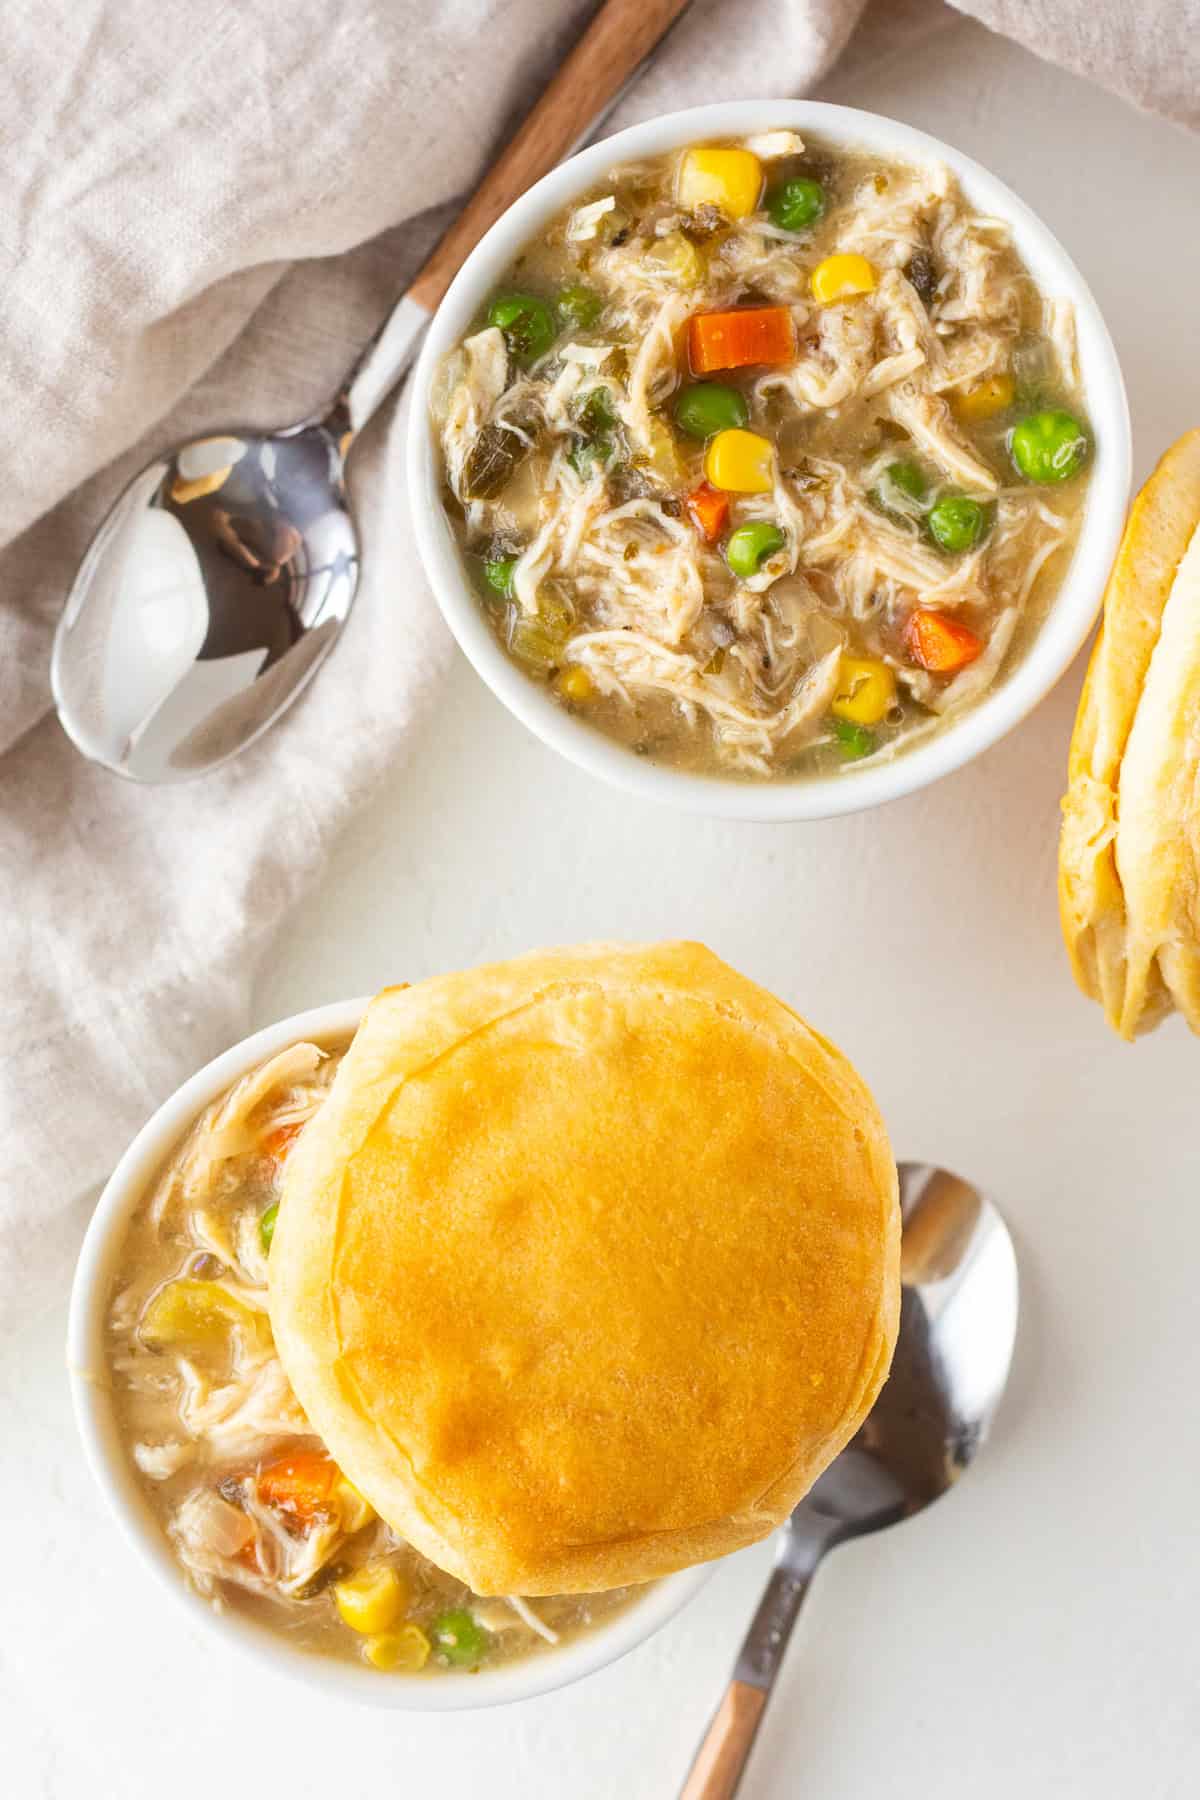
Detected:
[51,420,359,782]
[796,1160,1020,1547]
[682,1165,1018,1799]
[728,1162,1018,1711]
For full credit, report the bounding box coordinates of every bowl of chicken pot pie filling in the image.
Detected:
[68,997,711,1710]
[409,101,1130,821]
[69,946,901,1708]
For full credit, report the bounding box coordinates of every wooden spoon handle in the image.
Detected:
[678,1681,769,1800]
[406,0,692,313]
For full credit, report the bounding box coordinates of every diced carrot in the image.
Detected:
[264,1122,303,1161]
[904,608,984,674]
[685,481,729,543]
[235,1538,261,1572]
[257,1448,339,1523]
[688,307,795,374]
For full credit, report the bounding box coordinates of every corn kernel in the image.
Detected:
[364,1625,431,1673]
[831,657,896,726]
[810,253,876,305]
[677,147,763,220]
[704,428,775,494]
[952,373,1015,422]
[334,1563,407,1636]
[557,666,594,703]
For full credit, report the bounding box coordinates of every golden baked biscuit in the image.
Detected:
[1059,429,1200,1035]
[269,942,899,1595]
[1113,525,1200,1034]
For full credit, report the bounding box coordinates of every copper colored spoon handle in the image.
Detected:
[680,1552,824,1800]
[341,0,692,431]
[679,1682,769,1800]
[406,0,693,314]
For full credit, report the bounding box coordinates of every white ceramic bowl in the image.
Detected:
[408,98,1131,822]
[67,999,711,1711]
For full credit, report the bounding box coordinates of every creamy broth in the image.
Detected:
[432,132,1092,777]
[107,1040,640,1675]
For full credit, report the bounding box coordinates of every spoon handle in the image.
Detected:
[679,1556,821,1800]
[678,1683,767,1800]
[405,0,693,314]
[340,0,692,431]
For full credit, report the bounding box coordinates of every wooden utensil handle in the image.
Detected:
[679,1680,768,1800]
[406,0,692,313]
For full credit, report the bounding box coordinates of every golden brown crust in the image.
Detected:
[269,943,899,1594]
[1059,429,1200,1036]
[1114,526,1200,1035]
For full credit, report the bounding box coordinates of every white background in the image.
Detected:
[6,13,1200,1799]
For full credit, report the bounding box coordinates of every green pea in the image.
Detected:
[430,1608,490,1667]
[557,283,602,330]
[674,382,749,440]
[831,718,876,760]
[259,1202,279,1255]
[1009,409,1089,484]
[767,176,826,233]
[486,292,557,366]
[482,557,516,599]
[927,495,990,554]
[726,521,785,578]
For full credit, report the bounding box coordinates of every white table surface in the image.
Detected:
[7,14,1200,1799]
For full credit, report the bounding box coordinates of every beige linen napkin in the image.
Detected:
[1,0,1196,1317]
[0,0,875,1317]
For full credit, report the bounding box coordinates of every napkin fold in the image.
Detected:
[1,0,1195,1318]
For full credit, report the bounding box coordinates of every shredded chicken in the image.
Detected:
[470,1597,561,1643]
[567,195,616,242]
[888,383,999,494]
[932,206,1022,329]
[134,1440,194,1480]
[572,632,843,774]
[157,1040,327,1214]
[433,327,509,501]
[834,161,951,269]
[620,291,691,453]
[1045,297,1078,390]
[744,130,805,160]
[177,1349,308,1458]
[759,301,876,411]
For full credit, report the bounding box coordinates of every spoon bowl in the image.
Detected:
[681,1161,1019,1799]
[801,1161,1018,1539]
[52,420,358,781]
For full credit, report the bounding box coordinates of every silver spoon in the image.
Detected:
[51,0,692,783]
[680,1161,1019,1800]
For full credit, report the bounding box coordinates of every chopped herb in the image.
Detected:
[462,424,524,500]
[905,250,938,306]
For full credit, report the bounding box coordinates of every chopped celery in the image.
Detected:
[140,1279,271,1352]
